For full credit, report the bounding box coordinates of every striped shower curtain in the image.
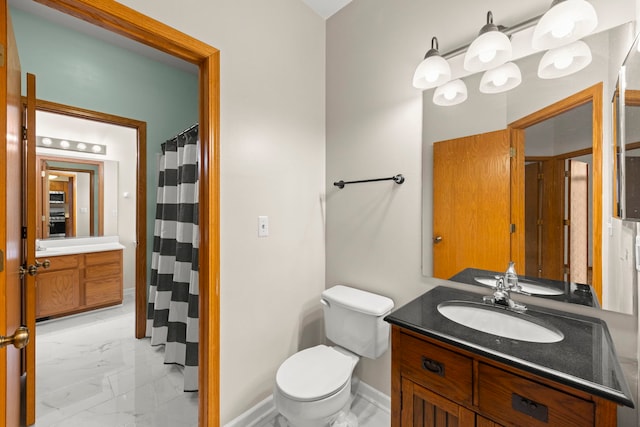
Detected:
[146,125,199,392]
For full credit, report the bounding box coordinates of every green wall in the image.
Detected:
[10,7,199,274]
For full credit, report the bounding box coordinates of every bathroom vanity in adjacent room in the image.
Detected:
[385,286,634,427]
[35,237,124,320]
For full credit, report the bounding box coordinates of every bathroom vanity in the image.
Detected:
[385,286,634,427]
[35,237,124,319]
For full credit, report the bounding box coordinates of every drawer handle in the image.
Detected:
[421,356,445,377]
[512,393,548,422]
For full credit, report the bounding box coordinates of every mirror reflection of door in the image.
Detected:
[523,103,593,284]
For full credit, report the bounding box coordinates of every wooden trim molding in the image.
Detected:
[32,1,222,425]
[509,83,603,300]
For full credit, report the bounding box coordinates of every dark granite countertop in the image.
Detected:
[384,286,634,408]
[449,267,599,307]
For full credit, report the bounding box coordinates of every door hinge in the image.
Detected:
[510,224,516,233]
[22,227,27,239]
[509,147,516,158]
[537,173,544,180]
[565,170,571,177]
[0,249,4,273]
[0,44,4,67]
[22,126,27,141]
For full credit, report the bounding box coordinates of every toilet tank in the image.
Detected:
[321,285,394,359]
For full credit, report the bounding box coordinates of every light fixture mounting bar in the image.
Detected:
[442,14,543,59]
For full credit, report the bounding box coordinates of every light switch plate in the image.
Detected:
[258,216,269,237]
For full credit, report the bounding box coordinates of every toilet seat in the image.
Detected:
[276,345,355,402]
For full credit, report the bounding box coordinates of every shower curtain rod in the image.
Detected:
[333,174,405,189]
[177,122,199,137]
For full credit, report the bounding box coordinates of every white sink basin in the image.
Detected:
[474,276,564,296]
[437,300,564,343]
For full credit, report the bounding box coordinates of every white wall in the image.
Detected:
[327,0,639,417]
[114,0,326,422]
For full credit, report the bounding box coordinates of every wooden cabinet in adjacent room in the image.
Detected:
[36,249,123,319]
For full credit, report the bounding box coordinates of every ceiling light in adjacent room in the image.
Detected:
[413,37,452,89]
[464,11,512,72]
[532,0,597,50]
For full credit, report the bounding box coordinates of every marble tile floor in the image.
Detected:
[33,293,198,427]
[33,292,389,427]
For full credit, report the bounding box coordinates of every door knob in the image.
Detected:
[0,326,30,349]
[19,259,51,278]
[433,236,443,244]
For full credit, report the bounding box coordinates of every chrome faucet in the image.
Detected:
[483,275,527,313]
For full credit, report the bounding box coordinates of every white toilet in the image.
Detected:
[274,285,394,427]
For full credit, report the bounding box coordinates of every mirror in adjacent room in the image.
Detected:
[37,156,107,239]
[423,22,636,314]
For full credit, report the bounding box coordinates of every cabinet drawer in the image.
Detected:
[397,332,473,404]
[478,363,594,426]
[85,262,121,280]
[44,254,80,271]
[85,250,121,266]
[85,277,122,307]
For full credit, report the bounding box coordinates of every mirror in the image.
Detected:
[614,33,640,220]
[423,23,636,313]
[36,155,117,239]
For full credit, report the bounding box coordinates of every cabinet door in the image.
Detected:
[35,269,80,318]
[401,377,476,427]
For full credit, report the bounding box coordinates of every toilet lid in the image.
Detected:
[276,345,354,402]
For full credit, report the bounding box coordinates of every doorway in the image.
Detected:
[510,83,603,299]
[11,1,220,425]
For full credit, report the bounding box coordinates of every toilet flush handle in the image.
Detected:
[320,299,330,308]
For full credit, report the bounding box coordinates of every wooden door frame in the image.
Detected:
[509,83,603,300]
[33,100,145,333]
[33,1,221,425]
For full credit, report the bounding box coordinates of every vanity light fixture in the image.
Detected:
[412,37,451,89]
[36,136,107,155]
[464,11,512,73]
[433,79,468,106]
[479,62,522,93]
[532,0,598,50]
[537,40,592,79]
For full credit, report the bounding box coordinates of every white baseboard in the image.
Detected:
[354,381,391,412]
[223,381,390,427]
[223,395,278,427]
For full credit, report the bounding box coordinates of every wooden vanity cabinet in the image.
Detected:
[391,325,618,427]
[36,249,123,319]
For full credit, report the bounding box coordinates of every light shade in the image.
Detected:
[413,37,451,89]
[538,40,592,79]
[464,11,512,72]
[479,62,522,93]
[532,0,597,50]
[433,79,468,106]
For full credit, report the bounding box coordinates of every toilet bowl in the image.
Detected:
[274,285,394,427]
[274,345,359,427]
